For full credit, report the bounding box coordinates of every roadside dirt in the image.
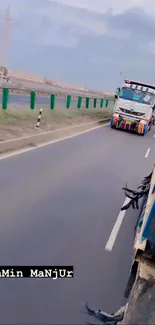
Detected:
[0,102,114,141]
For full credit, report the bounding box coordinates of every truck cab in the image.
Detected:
[111,80,155,135]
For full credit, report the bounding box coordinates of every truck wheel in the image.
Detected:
[142,124,148,136]
[110,118,115,129]
[148,122,152,131]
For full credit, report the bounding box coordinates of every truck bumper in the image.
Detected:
[110,114,148,135]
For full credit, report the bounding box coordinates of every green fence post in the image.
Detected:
[66,95,72,109]
[50,94,55,110]
[2,88,9,110]
[100,99,104,108]
[30,91,36,109]
[86,97,90,108]
[93,98,97,108]
[105,99,109,108]
[77,96,82,109]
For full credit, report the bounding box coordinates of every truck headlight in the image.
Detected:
[113,113,119,118]
[140,120,147,124]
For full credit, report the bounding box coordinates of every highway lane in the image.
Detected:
[0,80,83,96]
[1,80,109,98]
[0,125,155,324]
[0,93,76,105]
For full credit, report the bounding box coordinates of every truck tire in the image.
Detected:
[110,118,115,129]
[148,122,152,131]
[142,124,148,136]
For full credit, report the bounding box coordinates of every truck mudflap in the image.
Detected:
[84,166,155,324]
[110,114,148,135]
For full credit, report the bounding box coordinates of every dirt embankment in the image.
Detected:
[0,100,114,141]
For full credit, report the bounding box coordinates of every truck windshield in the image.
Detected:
[119,87,155,105]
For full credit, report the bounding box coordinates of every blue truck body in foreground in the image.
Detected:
[85,165,155,324]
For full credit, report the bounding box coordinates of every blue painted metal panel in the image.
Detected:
[152,184,155,194]
[134,194,148,235]
[141,200,155,249]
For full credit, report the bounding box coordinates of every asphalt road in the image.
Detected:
[1,79,109,99]
[0,93,74,105]
[0,124,155,324]
[1,80,97,98]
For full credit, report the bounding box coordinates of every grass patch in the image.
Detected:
[0,100,114,121]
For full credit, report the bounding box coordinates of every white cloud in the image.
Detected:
[53,0,155,15]
[1,0,155,90]
[141,41,155,55]
[37,4,108,36]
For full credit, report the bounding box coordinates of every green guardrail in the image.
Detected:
[1,88,115,110]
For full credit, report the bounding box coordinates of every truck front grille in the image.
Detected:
[119,115,140,123]
[119,107,145,117]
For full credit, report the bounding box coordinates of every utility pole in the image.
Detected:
[120,71,123,83]
[0,5,12,79]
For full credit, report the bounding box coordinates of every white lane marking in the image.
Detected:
[1,120,108,145]
[154,134,155,137]
[0,123,109,161]
[105,197,131,251]
[145,148,150,158]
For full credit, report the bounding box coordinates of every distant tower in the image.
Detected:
[0,5,12,78]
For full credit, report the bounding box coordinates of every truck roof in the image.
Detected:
[124,79,155,90]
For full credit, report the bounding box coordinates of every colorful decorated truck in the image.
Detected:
[111,80,155,135]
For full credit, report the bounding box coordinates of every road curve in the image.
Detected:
[0,124,155,324]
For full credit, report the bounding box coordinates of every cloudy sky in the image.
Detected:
[0,0,155,91]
